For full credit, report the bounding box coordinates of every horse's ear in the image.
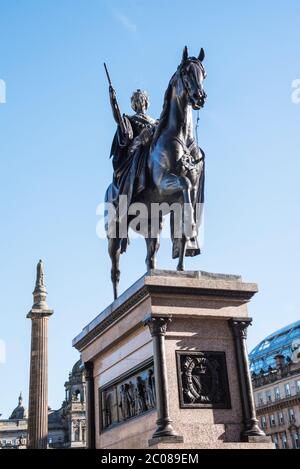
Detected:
[182,46,189,62]
[198,48,205,62]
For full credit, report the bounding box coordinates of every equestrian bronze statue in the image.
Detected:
[104,47,207,298]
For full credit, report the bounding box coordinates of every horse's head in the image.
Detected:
[179,46,207,110]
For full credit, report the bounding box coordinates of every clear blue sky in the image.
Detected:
[0,0,299,418]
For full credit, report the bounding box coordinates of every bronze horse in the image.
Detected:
[105,47,207,298]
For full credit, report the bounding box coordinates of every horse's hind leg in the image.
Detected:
[177,235,187,271]
[108,237,121,300]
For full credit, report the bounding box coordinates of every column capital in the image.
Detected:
[84,361,94,380]
[143,316,172,337]
[27,309,53,319]
[229,317,252,339]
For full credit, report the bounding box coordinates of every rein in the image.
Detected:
[174,64,203,166]
[173,136,197,156]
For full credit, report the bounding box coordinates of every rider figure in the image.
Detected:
[108,86,158,203]
[109,87,157,153]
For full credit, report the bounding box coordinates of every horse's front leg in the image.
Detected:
[182,186,197,239]
[145,217,162,271]
[154,170,197,239]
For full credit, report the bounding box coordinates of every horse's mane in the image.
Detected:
[152,72,177,147]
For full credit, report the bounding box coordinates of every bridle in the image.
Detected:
[173,59,206,168]
[179,59,206,103]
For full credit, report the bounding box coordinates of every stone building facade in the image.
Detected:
[0,360,86,449]
[250,320,300,449]
[0,393,27,448]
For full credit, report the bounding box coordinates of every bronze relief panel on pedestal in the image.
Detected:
[99,359,156,432]
[176,351,231,409]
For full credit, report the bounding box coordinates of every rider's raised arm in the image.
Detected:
[109,86,121,123]
[108,85,127,136]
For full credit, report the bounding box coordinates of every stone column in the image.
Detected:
[144,316,182,444]
[287,428,296,449]
[71,421,75,442]
[84,361,95,448]
[27,260,53,449]
[79,420,83,442]
[229,318,266,440]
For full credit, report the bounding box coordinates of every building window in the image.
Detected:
[296,380,300,394]
[272,433,279,449]
[285,383,291,397]
[281,432,288,449]
[288,408,296,422]
[257,393,264,406]
[269,414,276,427]
[278,411,285,425]
[261,416,267,429]
[274,387,280,400]
[266,390,272,403]
[292,432,300,449]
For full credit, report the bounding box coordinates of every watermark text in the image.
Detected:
[0,340,6,364]
[0,79,6,104]
[96,196,204,244]
[291,79,300,104]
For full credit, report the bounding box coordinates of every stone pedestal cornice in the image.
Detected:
[73,270,258,352]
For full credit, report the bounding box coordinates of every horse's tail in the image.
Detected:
[104,183,114,236]
[104,183,129,253]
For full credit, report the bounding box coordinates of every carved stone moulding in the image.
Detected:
[99,359,156,432]
[176,351,231,409]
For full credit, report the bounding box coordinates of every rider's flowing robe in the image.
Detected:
[106,113,157,217]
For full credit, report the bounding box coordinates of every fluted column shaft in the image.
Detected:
[144,316,181,442]
[28,316,48,448]
[27,311,52,449]
[229,318,266,440]
[85,361,96,449]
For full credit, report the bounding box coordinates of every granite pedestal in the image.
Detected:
[73,270,274,449]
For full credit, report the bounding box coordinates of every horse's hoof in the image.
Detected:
[191,223,197,239]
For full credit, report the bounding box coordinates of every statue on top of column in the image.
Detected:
[36,259,45,287]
